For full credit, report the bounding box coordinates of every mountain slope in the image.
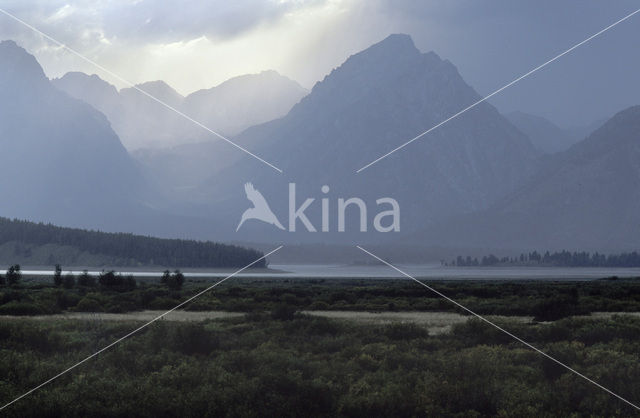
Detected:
[117,80,195,150]
[198,34,540,242]
[506,111,579,153]
[418,106,640,250]
[0,40,154,232]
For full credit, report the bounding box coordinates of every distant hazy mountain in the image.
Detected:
[506,111,580,153]
[0,40,149,231]
[53,70,308,150]
[197,34,539,242]
[51,71,122,117]
[1,43,249,240]
[184,70,308,139]
[417,106,640,251]
[117,80,195,150]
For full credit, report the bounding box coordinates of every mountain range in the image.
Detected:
[52,70,307,150]
[0,34,637,253]
[196,34,540,242]
[0,40,150,231]
[414,105,640,251]
[0,40,228,239]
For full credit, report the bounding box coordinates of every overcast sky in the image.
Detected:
[0,0,639,127]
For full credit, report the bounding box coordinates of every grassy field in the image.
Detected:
[1,309,523,335]
[304,310,529,334]
[0,310,244,323]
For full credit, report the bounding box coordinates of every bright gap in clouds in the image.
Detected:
[3,0,379,95]
[137,0,406,94]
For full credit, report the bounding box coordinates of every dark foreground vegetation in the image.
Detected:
[0,217,265,267]
[1,312,639,417]
[449,250,640,267]
[2,274,640,321]
[2,277,640,416]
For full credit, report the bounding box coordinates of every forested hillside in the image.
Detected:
[0,218,265,268]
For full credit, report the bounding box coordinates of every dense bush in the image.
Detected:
[271,304,297,321]
[0,300,44,315]
[77,271,96,287]
[62,274,75,289]
[0,314,639,416]
[75,296,104,312]
[98,271,137,292]
[383,322,429,340]
[161,270,185,290]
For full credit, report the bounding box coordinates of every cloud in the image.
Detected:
[0,0,332,91]
[1,0,638,126]
[103,0,331,44]
[1,0,326,48]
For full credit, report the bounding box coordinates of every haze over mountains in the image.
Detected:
[506,111,580,154]
[0,34,637,254]
[199,34,540,241]
[0,40,226,239]
[417,105,640,251]
[504,111,607,155]
[0,40,149,231]
[52,70,307,150]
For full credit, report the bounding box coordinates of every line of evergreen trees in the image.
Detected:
[448,250,640,267]
[0,217,265,268]
[52,264,186,291]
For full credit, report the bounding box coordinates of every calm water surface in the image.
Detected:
[11,264,640,281]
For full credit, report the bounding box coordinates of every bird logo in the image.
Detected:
[236,182,285,232]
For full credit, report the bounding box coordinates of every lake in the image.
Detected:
[11,264,640,281]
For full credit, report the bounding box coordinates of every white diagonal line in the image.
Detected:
[356,245,640,411]
[356,8,640,173]
[0,245,283,411]
[0,8,283,173]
